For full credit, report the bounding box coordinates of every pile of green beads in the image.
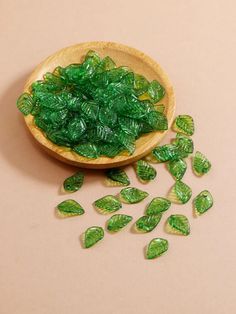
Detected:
[17,50,167,159]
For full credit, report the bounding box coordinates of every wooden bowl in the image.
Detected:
[23,42,175,169]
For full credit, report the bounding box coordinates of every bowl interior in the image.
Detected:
[24,42,175,169]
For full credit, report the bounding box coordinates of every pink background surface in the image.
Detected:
[1,1,236,313]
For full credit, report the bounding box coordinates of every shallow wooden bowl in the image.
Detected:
[23,42,175,169]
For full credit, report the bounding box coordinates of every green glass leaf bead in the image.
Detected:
[63,171,84,192]
[57,199,84,217]
[97,125,114,143]
[53,66,64,77]
[89,124,114,143]
[168,180,192,204]
[97,56,116,72]
[107,214,133,232]
[99,82,128,100]
[80,101,99,121]
[154,104,165,113]
[105,168,130,186]
[91,72,109,88]
[127,96,147,118]
[67,117,86,142]
[146,238,169,259]
[73,143,98,159]
[133,74,149,96]
[172,115,194,136]
[33,114,49,131]
[113,95,146,119]
[81,54,101,78]
[193,190,213,215]
[151,144,181,163]
[63,63,84,83]
[119,187,149,204]
[167,159,187,181]
[173,133,194,155]
[43,72,65,90]
[118,117,140,137]
[145,197,171,215]
[166,214,190,236]
[31,80,58,93]
[84,50,101,64]
[139,122,154,135]
[66,96,83,112]
[98,143,124,158]
[49,109,69,126]
[146,111,168,131]
[16,93,33,115]
[106,66,131,83]
[47,129,71,147]
[147,80,165,103]
[120,72,134,88]
[31,101,41,116]
[135,214,162,233]
[99,106,118,128]
[135,160,157,183]
[33,91,68,110]
[83,226,104,248]
[116,130,136,154]
[192,151,211,176]
[94,195,122,214]
[35,108,68,131]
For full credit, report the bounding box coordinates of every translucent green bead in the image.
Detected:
[83,226,104,248]
[146,238,169,259]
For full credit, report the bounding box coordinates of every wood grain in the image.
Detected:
[23,41,175,169]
